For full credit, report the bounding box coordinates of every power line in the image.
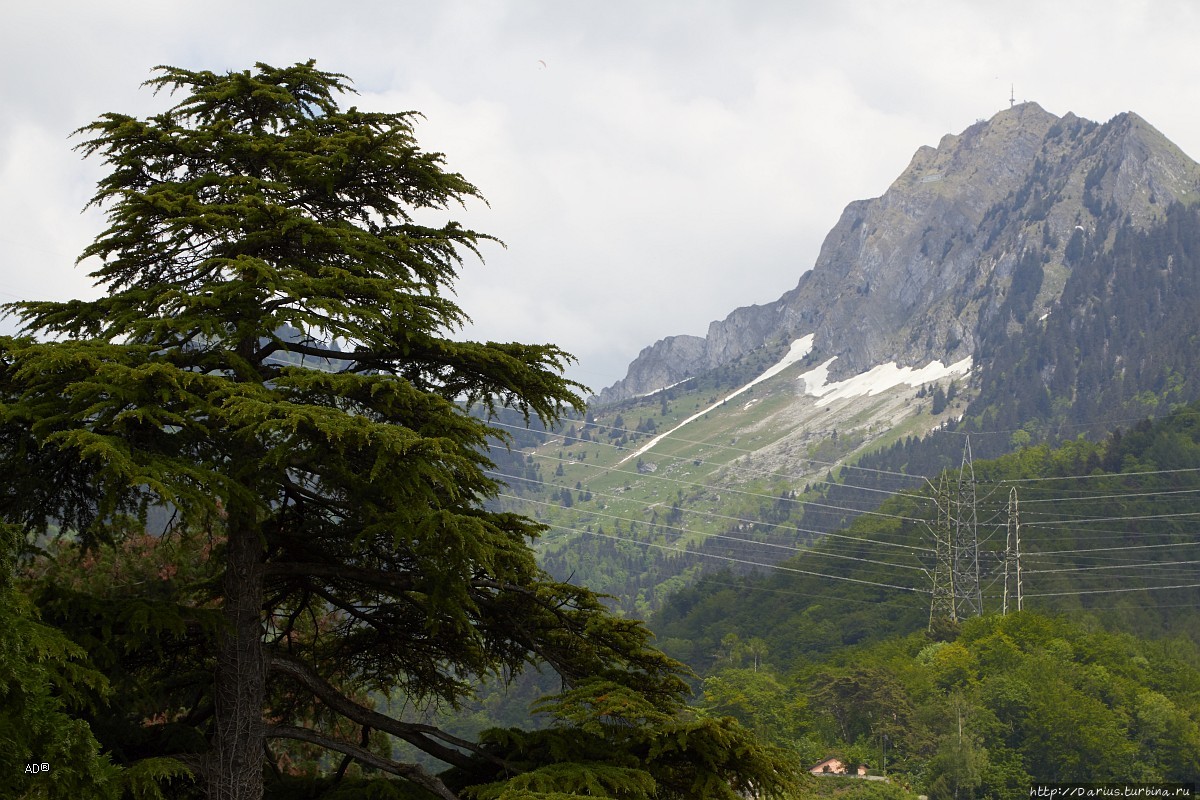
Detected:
[1014,527,1200,540]
[500,491,926,573]
[1021,510,1200,527]
[490,469,933,554]
[522,449,935,527]
[999,466,1200,484]
[568,526,930,594]
[493,412,1200,568]
[1017,487,1200,504]
[497,423,1200,558]
[1023,559,1200,574]
[1023,581,1200,598]
[501,452,1200,598]
[668,574,896,606]
[487,416,923,498]
[1023,541,1200,556]
[490,406,1200,609]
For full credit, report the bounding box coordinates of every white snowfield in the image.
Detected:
[799,356,972,407]
[617,334,971,465]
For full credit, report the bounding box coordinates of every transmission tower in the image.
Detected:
[928,439,986,624]
[1004,486,1023,613]
[928,474,956,626]
[953,437,983,617]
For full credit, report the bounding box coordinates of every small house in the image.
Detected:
[808,757,868,776]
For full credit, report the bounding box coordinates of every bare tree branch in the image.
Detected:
[267,649,508,771]
[263,561,415,592]
[264,724,460,800]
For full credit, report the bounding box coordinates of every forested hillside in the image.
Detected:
[656,401,1200,661]
[506,197,1200,622]
[648,402,1200,793]
[686,612,1200,796]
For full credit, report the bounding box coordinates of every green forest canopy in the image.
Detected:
[651,403,1200,794]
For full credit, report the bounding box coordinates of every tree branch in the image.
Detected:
[263,561,415,593]
[253,338,355,368]
[309,583,383,630]
[267,649,507,771]
[264,724,460,800]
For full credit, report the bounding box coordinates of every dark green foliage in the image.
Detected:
[930,386,948,415]
[651,407,1200,791]
[452,679,800,800]
[665,610,1200,795]
[25,524,223,770]
[0,62,795,799]
[999,248,1044,325]
[658,402,1200,664]
[1,521,199,799]
[536,521,816,618]
[972,203,1200,442]
[0,525,123,798]
[265,777,440,799]
[804,781,918,800]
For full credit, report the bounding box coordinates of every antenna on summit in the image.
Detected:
[1009,84,1016,108]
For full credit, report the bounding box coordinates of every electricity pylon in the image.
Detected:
[929,438,984,624]
[1003,486,1023,613]
[953,437,983,617]
[928,474,956,625]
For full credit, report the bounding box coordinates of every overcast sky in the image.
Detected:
[3,1,1200,391]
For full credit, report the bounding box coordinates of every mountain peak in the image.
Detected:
[595,106,1200,406]
[889,102,1058,205]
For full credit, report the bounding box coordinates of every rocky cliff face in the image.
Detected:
[594,104,1200,406]
[605,334,707,401]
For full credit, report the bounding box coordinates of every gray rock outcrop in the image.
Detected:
[594,103,1200,405]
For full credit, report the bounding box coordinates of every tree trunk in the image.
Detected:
[208,518,267,799]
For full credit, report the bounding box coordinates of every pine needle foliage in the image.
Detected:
[0,61,795,800]
[456,678,800,800]
[0,525,124,798]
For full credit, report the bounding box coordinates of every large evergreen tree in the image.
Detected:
[0,63,796,799]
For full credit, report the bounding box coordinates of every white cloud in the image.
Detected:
[3,0,1200,383]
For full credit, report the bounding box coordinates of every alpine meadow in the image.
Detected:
[0,62,797,800]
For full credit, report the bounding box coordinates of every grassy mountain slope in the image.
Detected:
[494,343,969,616]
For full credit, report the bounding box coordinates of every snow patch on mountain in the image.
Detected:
[799,356,972,407]
[634,377,693,399]
[615,339,971,466]
[618,335,815,464]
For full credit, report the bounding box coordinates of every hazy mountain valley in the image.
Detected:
[500,103,1200,616]
[480,103,1200,794]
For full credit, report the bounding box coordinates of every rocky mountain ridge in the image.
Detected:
[594,103,1200,406]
